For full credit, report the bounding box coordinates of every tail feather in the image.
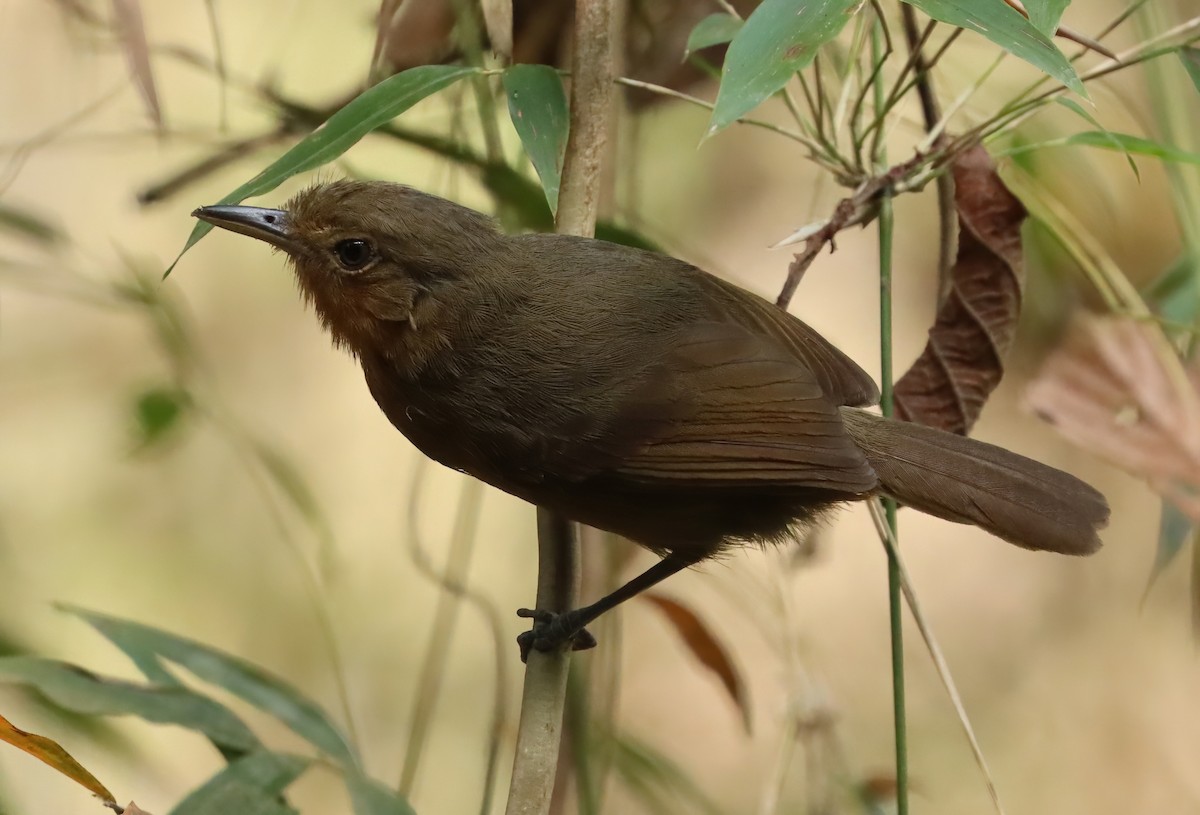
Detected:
[840,407,1108,555]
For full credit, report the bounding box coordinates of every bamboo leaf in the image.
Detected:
[1004,130,1200,165]
[0,202,65,247]
[169,751,309,815]
[685,14,743,59]
[902,0,1083,95]
[0,657,259,753]
[0,712,115,804]
[1144,254,1200,329]
[708,0,860,135]
[345,771,417,815]
[1180,46,1200,95]
[63,607,357,767]
[168,64,477,275]
[1024,0,1070,37]
[112,0,163,128]
[602,728,725,815]
[502,64,569,214]
[641,594,750,733]
[895,146,1025,434]
[1146,500,1194,599]
[1054,98,1139,179]
[248,440,336,567]
[133,386,191,451]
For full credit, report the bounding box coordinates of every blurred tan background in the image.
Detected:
[0,1,1194,813]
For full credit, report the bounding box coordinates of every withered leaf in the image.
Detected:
[0,711,116,804]
[366,0,758,108]
[373,0,457,81]
[1026,316,1200,516]
[1027,317,1200,631]
[641,593,750,732]
[894,145,1026,434]
[111,0,162,129]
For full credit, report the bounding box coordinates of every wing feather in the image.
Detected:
[593,323,878,493]
[689,271,881,408]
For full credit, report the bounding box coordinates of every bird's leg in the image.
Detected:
[517,553,696,661]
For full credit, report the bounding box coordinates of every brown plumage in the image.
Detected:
[194,180,1109,658]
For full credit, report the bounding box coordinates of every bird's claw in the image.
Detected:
[516,608,597,662]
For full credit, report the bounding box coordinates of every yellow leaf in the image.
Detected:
[0,711,115,804]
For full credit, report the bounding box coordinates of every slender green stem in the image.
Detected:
[566,660,599,815]
[399,472,486,794]
[450,0,505,163]
[872,14,907,815]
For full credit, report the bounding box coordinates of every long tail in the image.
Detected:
[840,407,1108,555]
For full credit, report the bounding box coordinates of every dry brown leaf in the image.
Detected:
[373,0,457,81]
[0,712,115,804]
[1025,317,1200,517]
[894,145,1026,434]
[365,0,758,107]
[111,0,162,129]
[641,592,750,732]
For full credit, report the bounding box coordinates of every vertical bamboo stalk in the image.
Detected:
[504,2,616,813]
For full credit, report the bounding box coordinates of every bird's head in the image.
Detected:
[193,179,502,356]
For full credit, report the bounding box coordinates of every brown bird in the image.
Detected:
[194,180,1109,659]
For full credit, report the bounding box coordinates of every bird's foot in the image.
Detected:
[516,608,597,662]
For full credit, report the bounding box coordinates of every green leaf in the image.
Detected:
[134,386,190,450]
[1144,500,1197,606]
[345,772,417,815]
[1054,98,1139,179]
[1145,254,1200,328]
[685,14,744,59]
[502,64,569,214]
[481,163,554,230]
[249,440,336,568]
[708,0,859,135]
[169,751,310,815]
[0,203,64,247]
[478,163,660,249]
[63,607,357,768]
[902,0,1083,95]
[1180,46,1200,95]
[603,729,724,815]
[1024,0,1069,37]
[594,222,661,252]
[0,656,260,752]
[1003,130,1200,165]
[167,64,477,275]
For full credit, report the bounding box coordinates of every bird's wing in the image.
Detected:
[545,322,878,494]
[688,271,881,408]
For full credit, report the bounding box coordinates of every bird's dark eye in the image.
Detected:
[333,238,373,271]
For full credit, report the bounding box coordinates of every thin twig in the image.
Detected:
[963,15,1200,150]
[774,151,931,309]
[612,76,841,168]
[899,5,954,303]
[450,0,504,162]
[398,459,508,813]
[1001,0,1118,59]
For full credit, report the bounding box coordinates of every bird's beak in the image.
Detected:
[192,205,298,252]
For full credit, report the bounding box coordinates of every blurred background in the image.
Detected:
[0,1,1196,813]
